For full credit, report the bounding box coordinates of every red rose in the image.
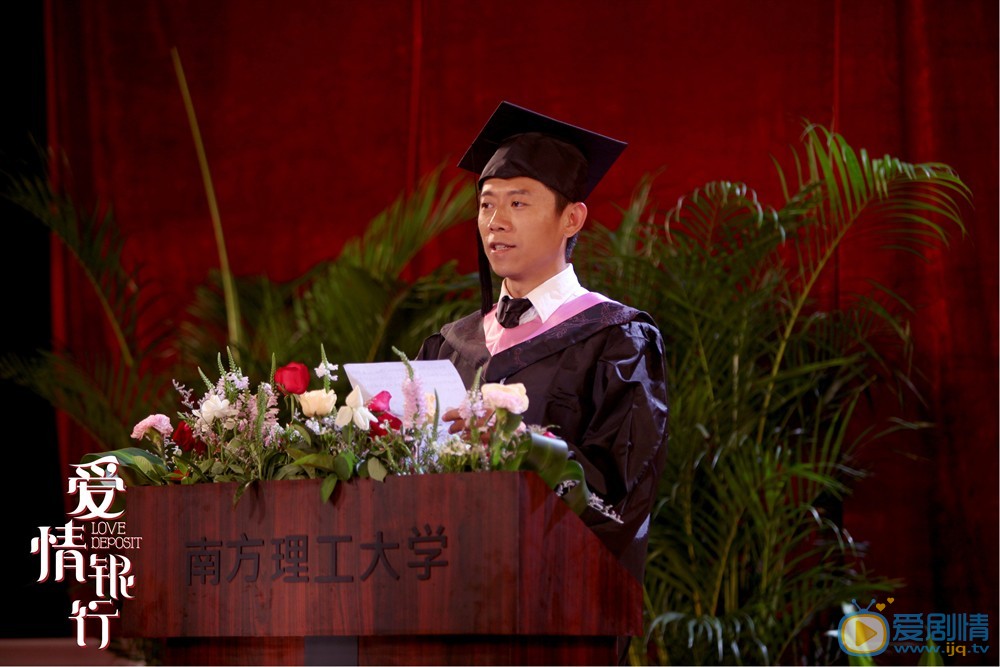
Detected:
[367,391,402,437]
[173,421,206,455]
[275,362,310,395]
[370,412,403,437]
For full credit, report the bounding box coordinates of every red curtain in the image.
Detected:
[46,0,997,639]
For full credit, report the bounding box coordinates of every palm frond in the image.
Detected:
[179,169,479,377]
[178,271,307,382]
[586,125,970,665]
[339,169,476,277]
[4,172,149,367]
[0,351,173,450]
[3,167,182,450]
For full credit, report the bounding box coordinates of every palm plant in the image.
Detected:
[2,167,479,451]
[178,170,479,387]
[1,169,175,449]
[576,125,969,665]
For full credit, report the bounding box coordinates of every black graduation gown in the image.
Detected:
[417,299,669,582]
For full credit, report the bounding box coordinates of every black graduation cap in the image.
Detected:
[458,101,627,202]
[458,102,628,313]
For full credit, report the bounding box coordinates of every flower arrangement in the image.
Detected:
[90,347,618,520]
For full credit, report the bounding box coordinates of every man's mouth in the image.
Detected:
[490,242,515,251]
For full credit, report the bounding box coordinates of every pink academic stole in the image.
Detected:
[483,292,610,356]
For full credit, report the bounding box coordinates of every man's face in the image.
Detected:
[478,176,575,296]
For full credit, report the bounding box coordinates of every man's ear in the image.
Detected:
[562,202,588,238]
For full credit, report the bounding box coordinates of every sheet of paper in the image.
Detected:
[343,360,467,433]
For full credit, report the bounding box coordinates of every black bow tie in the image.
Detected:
[497,296,533,329]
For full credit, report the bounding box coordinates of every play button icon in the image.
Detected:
[855,618,878,645]
[838,612,888,656]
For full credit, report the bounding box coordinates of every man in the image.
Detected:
[418,102,668,583]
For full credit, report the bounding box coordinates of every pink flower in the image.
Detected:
[368,390,392,413]
[367,391,401,437]
[402,376,427,429]
[458,394,485,424]
[131,414,173,440]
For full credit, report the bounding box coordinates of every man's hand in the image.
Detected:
[442,407,494,440]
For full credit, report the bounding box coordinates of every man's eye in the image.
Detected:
[480,201,494,210]
[512,201,526,208]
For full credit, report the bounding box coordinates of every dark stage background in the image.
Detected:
[6,0,998,654]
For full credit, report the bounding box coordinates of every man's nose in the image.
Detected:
[486,208,509,230]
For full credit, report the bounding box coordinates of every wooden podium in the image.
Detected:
[122,472,642,665]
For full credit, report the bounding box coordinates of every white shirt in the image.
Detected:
[497,265,589,326]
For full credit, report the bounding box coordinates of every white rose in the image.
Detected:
[297,389,338,418]
[480,383,529,415]
[197,394,237,425]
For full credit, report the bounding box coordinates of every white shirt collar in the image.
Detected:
[498,265,589,325]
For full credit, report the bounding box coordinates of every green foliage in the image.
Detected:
[4,170,144,366]
[2,166,479,452]
[1,169,177,444]
[99,345,599,519]
[0,352,170,451]
[178,170,479,386]
[578,125,968,665]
